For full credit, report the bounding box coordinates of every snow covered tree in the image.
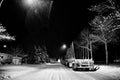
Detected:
[89,0,120,64]
[88,0,119,15]
[0,24,15,40]
[34,45,49,63]
[66,42,75,59]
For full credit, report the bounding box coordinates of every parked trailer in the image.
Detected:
[65,41,99,71]
[72,59,98,71]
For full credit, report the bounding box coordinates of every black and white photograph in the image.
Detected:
[0,0,120,80]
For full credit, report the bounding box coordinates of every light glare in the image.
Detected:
[25,0,37,6]
[22,0,40,9]
[61,44,67,50]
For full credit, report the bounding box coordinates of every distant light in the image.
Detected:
[61,44,67,50]
[3,45,7,48]
[58,59,61,62]
[62,45,66,49]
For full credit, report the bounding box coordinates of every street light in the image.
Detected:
[3,45,7,48]
[22,0,41,9]
[0,0,53,15]
[61,44,67,50]
[20,0,53,20]
[21,0,53,10]
[25,0,37,5]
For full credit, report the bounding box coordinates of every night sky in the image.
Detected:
[0,0,120,60]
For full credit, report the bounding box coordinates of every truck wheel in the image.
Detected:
[68,63,70,68]
[67,63,70,67]
[69,63,73,68]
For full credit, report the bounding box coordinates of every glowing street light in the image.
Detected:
[21,0,53,10]
[22,0,41,9]
[20,0,53,20]
[25,0,37,5]
[61,44,67,50]
[3,45,7,48]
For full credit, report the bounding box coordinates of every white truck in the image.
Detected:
[65,42,99,71]
[72,59,95,70]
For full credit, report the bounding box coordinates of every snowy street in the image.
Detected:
[0,63,120,80]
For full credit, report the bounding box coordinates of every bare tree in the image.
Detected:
[89,0,120,64]
[34,45,49,63]
[10,47,24,57]
[88,0,118,15]
[75,29,99,60]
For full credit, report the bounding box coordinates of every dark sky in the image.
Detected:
[0,0,120,59]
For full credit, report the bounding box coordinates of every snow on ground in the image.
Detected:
[10,67,97,80]
[0,65,39,78]
[0,63,120,80]
[96,65,120,79]
[74,64,120,80]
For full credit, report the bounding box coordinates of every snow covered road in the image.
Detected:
[0,63,120,80]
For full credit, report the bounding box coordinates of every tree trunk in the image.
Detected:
[105,42,108,64]
[83,48,84,59]
[87,44,89,59]
[88,47,89,59]
[90,42,93,60]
